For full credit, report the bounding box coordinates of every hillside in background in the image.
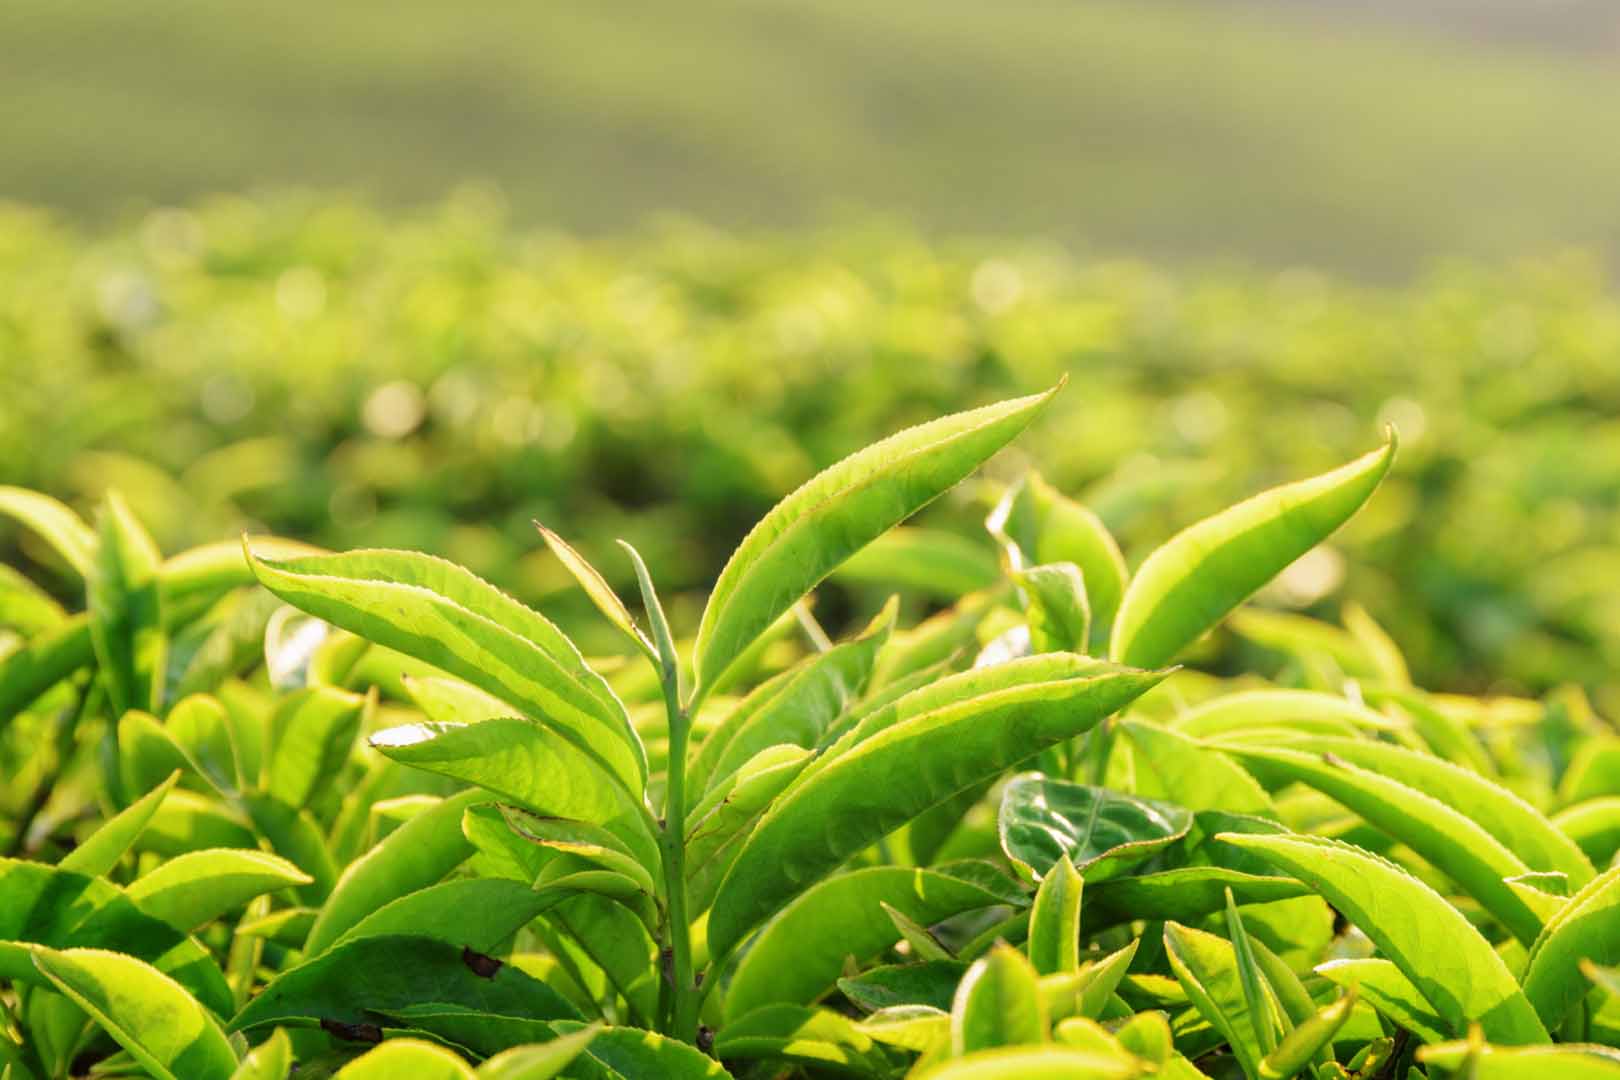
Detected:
[5,0,1620,276]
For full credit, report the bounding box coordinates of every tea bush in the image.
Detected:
[5,197,1620,707]
[4,381,1620,1078]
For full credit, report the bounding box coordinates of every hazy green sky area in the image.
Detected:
[5,0,1620,275]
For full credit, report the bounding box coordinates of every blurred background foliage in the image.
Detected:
[5,1,1620,705]
[4,193,1620,710]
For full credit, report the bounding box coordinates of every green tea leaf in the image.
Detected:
[998,774,1193,881]
[0,858,231,1014]
[952,943,1046,1054]
[1082,868,1306,931]
[912,1045,1138,1079]
[536,523,655,663]
[715,1004,889,1075]
[690,600,892,798]
[1257,990,1355,1080]
[335,1039,475,1079]
[706,660,1162,958]
[229,1028,291,1080]
[1120,719,1273,816]
[126,848,311,933]
[474,1023,602,1079]
[987,471,1129,642]
[1215,743,1543,943]
[59,769,180,878]
[1028,854,1083,976]
[0,486,98,578]
[91,491,167,714]
[1220,832,1547,1043]
[264,686,367,809]
[1221,732,1594,886]
[1315,957,1448,1044]
[1016,563,1091,654]
[1110,436,1395,668]
[1163,921,1269,1076]
[369,719,657,873]
[303,788,492,956]
[1523,862,1620,1030]
[331,878,563,952]
[34,948,237,1080]
[229,934,579,1032]
[245,544,645,793]
[1418,1041,1620,1079]
[725,864,1018,1020]
[694,385,1059,697]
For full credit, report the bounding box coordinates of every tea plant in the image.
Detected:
[2,385,1620,1078]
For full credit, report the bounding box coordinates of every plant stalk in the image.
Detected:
[658,682,698,1041]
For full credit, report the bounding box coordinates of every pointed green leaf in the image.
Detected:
[537,523,655,663]
[303,788,492,956]
[229,1029,290,1080]
[91,491,166,714]
[0,487,98,578]
[952,943,1046,1054]
[690,600,892,798]
[1017,563,1091,654]
[1082,867,1306,931]
[706,660,1163,958]
[125,849,311,933]
[369,719,657,872]
[0,614,94,723]
[229,935,579,1032]
[1121,719,1273,816]
[1221,733,1594,886]
[551,1021,730,1079]
[1215,743,1543,943]
[59,769,180,878]
[988,471,1128,642]
[1315,958,1448,1044]
[475,1023,602,1080]
[695,385,1060,697]
[1417,1041,1620,1079]
[1173,689,1402,739]
[335,1039,475,1079]
[725,863,1018,1020]
[1028,854,1083,976]
[1219,832,1547,1043]
[33,948,236,1080]
[244,544,645,793]
[1163,921,1269,1076]
[264,686,367,809]
[1110,436,1395,668]
[1258,990,1355,1080]
[1523,862,1620,1030]
[331,878,563,952]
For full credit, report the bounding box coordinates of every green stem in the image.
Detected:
[659,678,698,1041]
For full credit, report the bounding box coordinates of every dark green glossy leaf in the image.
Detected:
[230,935,580,1032]
[998,774,1193,881]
